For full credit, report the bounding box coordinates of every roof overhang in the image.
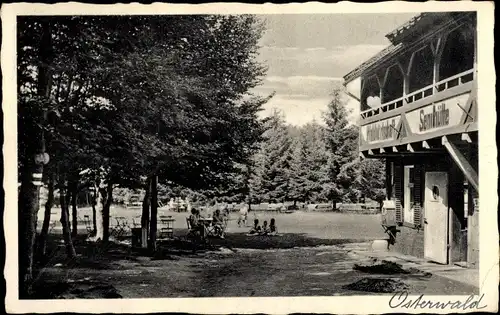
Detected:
[343,12,475,85]
[343,43,403,84]
[386,12,475,44]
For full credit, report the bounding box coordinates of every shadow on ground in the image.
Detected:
[29,231,365,299]
[201,231,366,250]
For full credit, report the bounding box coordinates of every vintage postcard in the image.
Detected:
[2,1,497,314]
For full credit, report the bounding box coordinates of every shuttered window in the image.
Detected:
[394,163,403,224]
[404,165,415,224]
[413,165,423,227]
[396,162,423,228]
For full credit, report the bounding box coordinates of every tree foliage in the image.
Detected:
[289,121,330,203]
[251,110,293,203]
[322,87,359,207]
[17,14,271,293]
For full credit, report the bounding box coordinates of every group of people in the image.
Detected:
[188,205,280,241]
[188,208,227,241]
[247,218,278,236]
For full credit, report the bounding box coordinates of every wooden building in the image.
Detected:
[343,12,478,268]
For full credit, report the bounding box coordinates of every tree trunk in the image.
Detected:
[59,182,77,259]
[141,178,151,229]
[18,171,41,297]
[102,182,113,242]
[65,185,72,234]
[71,182,78,238]
[91,189,97,233]
[18,20,53,297]
[141,178,151,248]
[149,175,158,251]
[94,184,105,241]
[37,175,55,260]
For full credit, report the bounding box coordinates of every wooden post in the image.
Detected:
[433,35,446,87]
[385,159,392,200]
[442,136,478,191]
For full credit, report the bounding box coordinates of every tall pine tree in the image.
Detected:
[289,121,329,204]
[323,87,359,210]
[252,110,293,203]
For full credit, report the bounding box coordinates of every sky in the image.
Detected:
[253,13,417,126]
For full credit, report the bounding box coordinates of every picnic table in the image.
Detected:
[199,217,213,226]
[200,216,227,238]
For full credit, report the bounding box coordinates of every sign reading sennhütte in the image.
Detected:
[419,103,450,131]
[407,93,470,135]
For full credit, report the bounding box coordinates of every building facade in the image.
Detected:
[343,12,478,268]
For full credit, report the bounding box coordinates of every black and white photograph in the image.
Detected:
[2,2,497,314]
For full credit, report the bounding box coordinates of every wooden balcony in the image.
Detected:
[358,69,477,154]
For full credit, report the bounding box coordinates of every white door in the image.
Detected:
[424,172,449,264]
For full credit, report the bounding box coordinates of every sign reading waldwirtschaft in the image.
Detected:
[361,116,400,144]
[406,93,470,135]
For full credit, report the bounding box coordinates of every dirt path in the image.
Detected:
[32,243,478,298]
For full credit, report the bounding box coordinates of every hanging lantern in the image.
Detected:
[34,152,50,165]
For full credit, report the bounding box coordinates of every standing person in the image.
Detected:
[222,205,230,225]
[238,205,248,227]
[186,197,192,213]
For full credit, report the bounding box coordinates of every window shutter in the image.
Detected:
[413,165,422,227]
[394,163,403,224]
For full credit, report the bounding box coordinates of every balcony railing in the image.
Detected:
[360,68,475,120]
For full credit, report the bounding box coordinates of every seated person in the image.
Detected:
[269,218,278,235]
[189,208,199,226]
[189,208,206,240]
[261,220,270,235]
[248,218,261,235]
[223,205,230,217]
[212,209,225,239]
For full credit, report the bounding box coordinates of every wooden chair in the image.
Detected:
[132,215,142,228]
[158,215,174,239]
[83,215,93,236]
[186,217,208,243]
[111,216,128,238]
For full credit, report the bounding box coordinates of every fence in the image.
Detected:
[338,203,380,214]
[224,202,381,214]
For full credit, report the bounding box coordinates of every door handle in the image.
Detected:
[424,218,428,224]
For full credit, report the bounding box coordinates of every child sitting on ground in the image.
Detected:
[269,218,278,235]
[248,219,261,235]
[261,220,270,235]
